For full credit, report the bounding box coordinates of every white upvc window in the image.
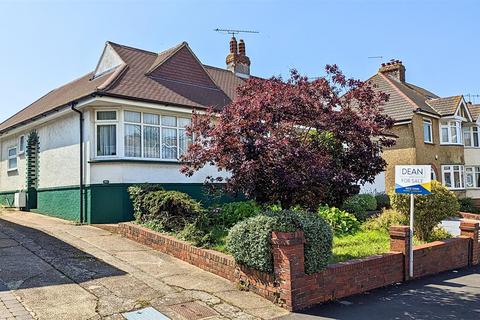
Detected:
[95,110,118,157]
[18,135,25,154]
[423,119,433,143]
[463,126,479,147]
[440,120,462,144]
[441,165,464,189]
[465,166,480,188]
[122,110,191,161]
[7,147,17,171]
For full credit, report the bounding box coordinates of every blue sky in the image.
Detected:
[0,0,479,122]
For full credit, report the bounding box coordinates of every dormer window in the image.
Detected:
[440,120,462,145]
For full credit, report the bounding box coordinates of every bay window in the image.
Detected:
[440,120,462,144]
[441,165,464,189]
[463,126,479,147]
[465,166,480,188]
[96,111,117,156]
[423,119,433,143]
[95,109,192,160]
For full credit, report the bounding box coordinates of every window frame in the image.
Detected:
[441,165,465,190]
[18,135,25,155]
[463,126,479,148]
[423,118,433,143]
[439,120,463,145]
[465,166,480,189]
[95,110,119,158]
[7,146,18,171]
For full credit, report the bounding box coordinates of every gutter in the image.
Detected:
[70,102,84,224]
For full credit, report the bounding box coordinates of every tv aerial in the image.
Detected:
[214,28,259,36]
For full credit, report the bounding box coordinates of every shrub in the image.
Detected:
[428,226,452,242]
[458,197,478,213]
[142,190,204,232]
[128,184,164,222]
[227,210,333,274]
[341,194,377,221]
[390,181,459,241]
[363,209,408,231]
[317,206,359,235]
[375,193,390,210]
[215,201,261,229]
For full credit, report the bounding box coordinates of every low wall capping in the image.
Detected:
[118,220,480,312]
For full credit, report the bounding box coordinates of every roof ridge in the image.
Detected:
[378,73,419,111]
[107,41,157,56]
[145,42,187,75]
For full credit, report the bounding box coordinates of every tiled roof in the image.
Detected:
[369,72,467,122]
[425,95,463,116]
[467,103,480,121]
[0,41,245,133]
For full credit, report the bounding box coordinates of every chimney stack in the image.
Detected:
[378,59,405,83]
[226,36,250,78]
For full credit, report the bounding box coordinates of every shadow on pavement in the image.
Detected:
[284,266,480,320]
[0,218,126,290]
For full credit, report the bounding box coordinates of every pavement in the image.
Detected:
[0,210,288,320]
[281,265,480,320]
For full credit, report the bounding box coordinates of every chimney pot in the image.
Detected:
[378,58,405,83]
[226,37,250,78]
[238,39,246,56]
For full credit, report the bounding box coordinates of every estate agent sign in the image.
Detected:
[395,165,432,278]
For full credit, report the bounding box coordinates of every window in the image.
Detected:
[442,165,464,189]
[96,111,117,156]
[440,120,462,144]
[7,147,17,170]
[463,126,479,147]
[124,111,141,157]
[122,110,191,160]
[465,166,480,188]
[18,135,25,154]
[423,119,433,143]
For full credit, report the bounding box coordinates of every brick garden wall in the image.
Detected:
[118,220,479,312]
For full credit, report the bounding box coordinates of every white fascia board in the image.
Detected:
[416,111,440,119]
[394,120,412,126]
[0,96,96,140]
[93,96,207,115]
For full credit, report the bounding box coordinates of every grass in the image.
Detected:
[330,229,390,263]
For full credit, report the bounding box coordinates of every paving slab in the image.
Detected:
[0,210,287,319]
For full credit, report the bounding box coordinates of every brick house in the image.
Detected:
[366,60,480,203]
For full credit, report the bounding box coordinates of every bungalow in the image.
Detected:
[0,37,250,223]
[362,59,480,205]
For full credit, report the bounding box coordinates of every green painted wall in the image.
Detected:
[32,186,81,222]
[0,192,15,207]
[0,183,233,224]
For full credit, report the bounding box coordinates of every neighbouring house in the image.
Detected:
[362,59,480,205]
[0,37,251,223]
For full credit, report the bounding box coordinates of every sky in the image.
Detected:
[0,0,479,122]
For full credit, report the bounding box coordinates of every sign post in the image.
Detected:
[395,165,432,278]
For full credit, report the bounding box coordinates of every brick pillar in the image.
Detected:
[389,225,411,280]
[271,230,306,311]
[459,220,480,266]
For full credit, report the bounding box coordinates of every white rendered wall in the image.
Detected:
[90,162,228,185]
[0,112,81,191]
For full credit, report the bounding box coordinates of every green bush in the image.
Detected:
[390,181,459,241]
[458,197,478,213]
[215,201,261,228]
[363,209,408,231]
[317,206,359,235]
[142,190,204,232]
[128,184,164,222]
[227,210,333,274]
[341,194,377,221]
[428,226,453,242]
[375,194,390,210]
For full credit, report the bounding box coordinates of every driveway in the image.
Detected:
[282,265,480,320]
[0,210,288,320]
